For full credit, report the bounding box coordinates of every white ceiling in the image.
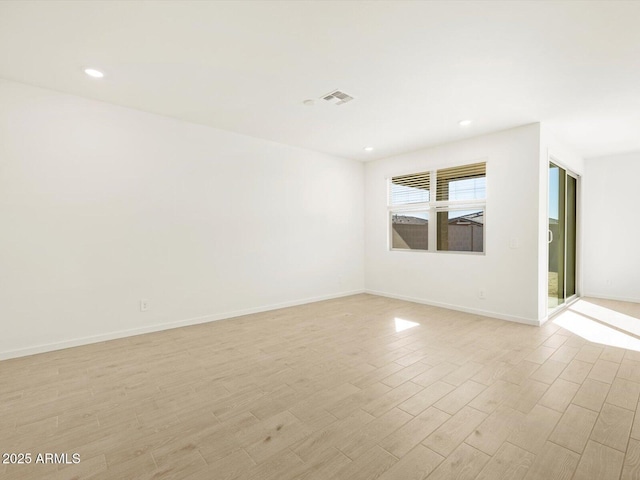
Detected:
[1,0,639,161]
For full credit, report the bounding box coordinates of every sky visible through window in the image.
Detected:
[390,183,429,204]
[549,167,560,220]
[448,178,486,202]
[447,178,485,219]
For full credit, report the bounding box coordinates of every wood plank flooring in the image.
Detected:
[1,294,640,479]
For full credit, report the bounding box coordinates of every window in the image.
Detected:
[388,161,486,253]
[389,171,430,250]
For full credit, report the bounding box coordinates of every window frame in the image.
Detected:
[387,160,487,255]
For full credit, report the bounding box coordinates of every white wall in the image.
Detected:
[582,151,640,303]
[364,124,542,324]
[0,79,364,359]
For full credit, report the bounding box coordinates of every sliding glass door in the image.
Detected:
[548,162,578,312]
[565,175,577,299]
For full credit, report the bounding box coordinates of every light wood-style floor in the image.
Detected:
[2,294,640,480]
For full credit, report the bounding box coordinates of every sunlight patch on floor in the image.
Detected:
[394,317,420,333]
[553,308,640,352]
[570,299,640,338]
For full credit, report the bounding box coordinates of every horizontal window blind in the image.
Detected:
[436,162,486,201]
[390,171,430,205]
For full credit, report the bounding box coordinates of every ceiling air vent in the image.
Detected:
[322,89,354,105]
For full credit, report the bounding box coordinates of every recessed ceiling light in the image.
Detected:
[364,146,374,152]
[84,68,104,78]
[459,119,472,127]
[303,99,315,106]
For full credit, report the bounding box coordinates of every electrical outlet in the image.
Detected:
[478,289,486,300]
[140,299,150,312]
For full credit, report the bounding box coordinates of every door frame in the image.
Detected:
[547,154,581,317]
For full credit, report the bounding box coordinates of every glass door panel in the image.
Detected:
[549,162,578,312]
[548,163,566,310]
[566,175,577,298]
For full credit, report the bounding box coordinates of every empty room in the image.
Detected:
[1,1,640,479]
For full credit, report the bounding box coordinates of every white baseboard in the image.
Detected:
[582,292,640,304]
[0,289,365,361]
[365,289,540,326]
